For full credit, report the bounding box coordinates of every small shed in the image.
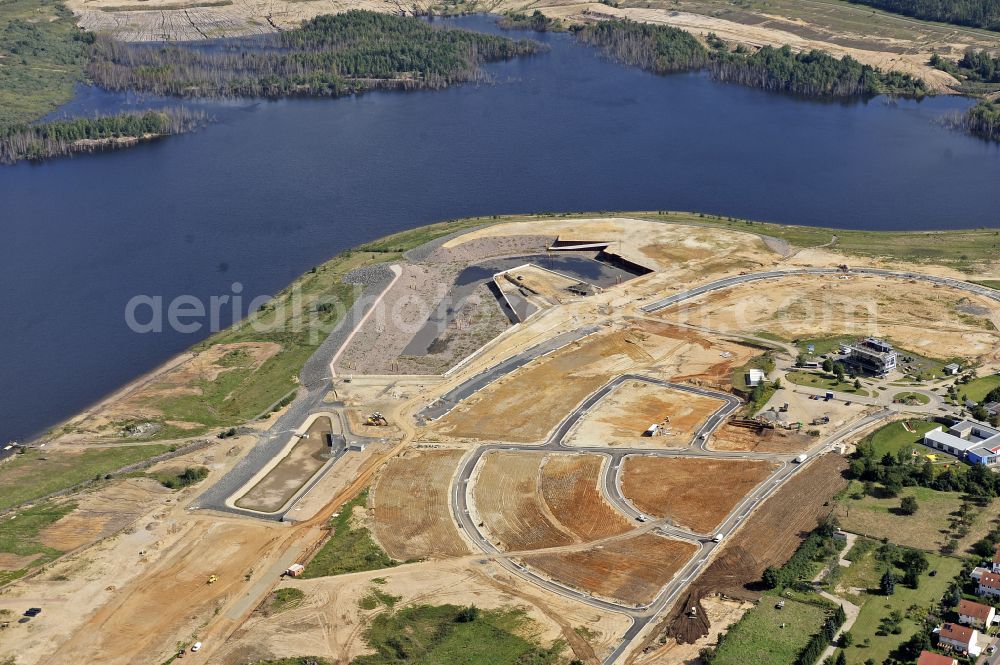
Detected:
[746,369,766,387]
[945,363,961,375]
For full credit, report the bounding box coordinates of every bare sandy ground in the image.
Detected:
[206,557,632,664]
[564,380,726,448]
[666,272,1000,362]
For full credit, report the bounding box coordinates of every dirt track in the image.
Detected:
[620,457,777,533]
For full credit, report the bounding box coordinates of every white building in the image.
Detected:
[944,363,961,375]
[846,337,897,375]
[923,420,1000,466]
[746,369,766,387]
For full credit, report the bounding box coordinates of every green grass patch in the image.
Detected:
[785,370,869,396]
[711,594,827,665]
[865,420,938,457]
[265,587,305,614]
[839,483,996,554]
[146,465,209,489]
[0,444,171,512]
[956,374,1000,403]
[353,604,563,665]
[359,587,401,610]
[0,501,75,585]
[972,280,1000,291]
[301,490,397,578]
[891,392,930,405]
[841,548,962,665]
[794,334,857,358]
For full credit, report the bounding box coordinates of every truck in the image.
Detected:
[284,563,305,577]
[824,391,834,401]
[712,533,724,543]
[794,453,807,464]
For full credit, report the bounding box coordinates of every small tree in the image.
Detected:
[455,605,479,623]
[823,358,834,373]
[881,570,896,596]
[854,378,862,390]
[835,651,847,665]
[762,566,782,589]
[900,496,918,515]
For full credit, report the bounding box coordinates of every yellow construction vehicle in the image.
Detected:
[207,574,218,585]
[365,412,388,427]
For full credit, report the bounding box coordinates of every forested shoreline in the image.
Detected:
[88,12,544,99]
[0,109,204,163]
[964,100,1000,142]
[846,0,1000,32]
[571,20,927,98]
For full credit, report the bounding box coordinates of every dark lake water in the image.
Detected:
[2,15,999,442]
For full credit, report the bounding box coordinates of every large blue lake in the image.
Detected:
[2,15,999,442]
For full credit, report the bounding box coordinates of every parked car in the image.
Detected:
[191,642,202,652]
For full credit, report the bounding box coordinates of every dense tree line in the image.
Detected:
[0,109,203,163]
[498,10,559,32]
[572,20,709,74]
[712,45,926,97]
[571,20,926,98]
[931,49,1000,83]
[87,11,543,99]
[846,0,1000,32]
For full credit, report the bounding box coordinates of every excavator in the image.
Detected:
[365,412,388,427]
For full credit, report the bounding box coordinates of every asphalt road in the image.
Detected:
[417,325,601,421]
[449,369,893,665]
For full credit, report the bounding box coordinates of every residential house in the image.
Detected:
[979,571,1000,599]
[937,623,980,655]
[956,598,995,628]
[917,651,957,665]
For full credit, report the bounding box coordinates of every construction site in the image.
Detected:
[4,214,1000,665]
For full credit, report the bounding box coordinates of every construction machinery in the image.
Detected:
[365,412,388,427]
[207,574,218,585]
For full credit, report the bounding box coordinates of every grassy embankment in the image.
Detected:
[0,444,172,512]
[301,489,397,578]
[115,216,488,438]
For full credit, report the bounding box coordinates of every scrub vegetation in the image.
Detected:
[88,12,543,99]
[572,20,925,98]
[0,0,91,128]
